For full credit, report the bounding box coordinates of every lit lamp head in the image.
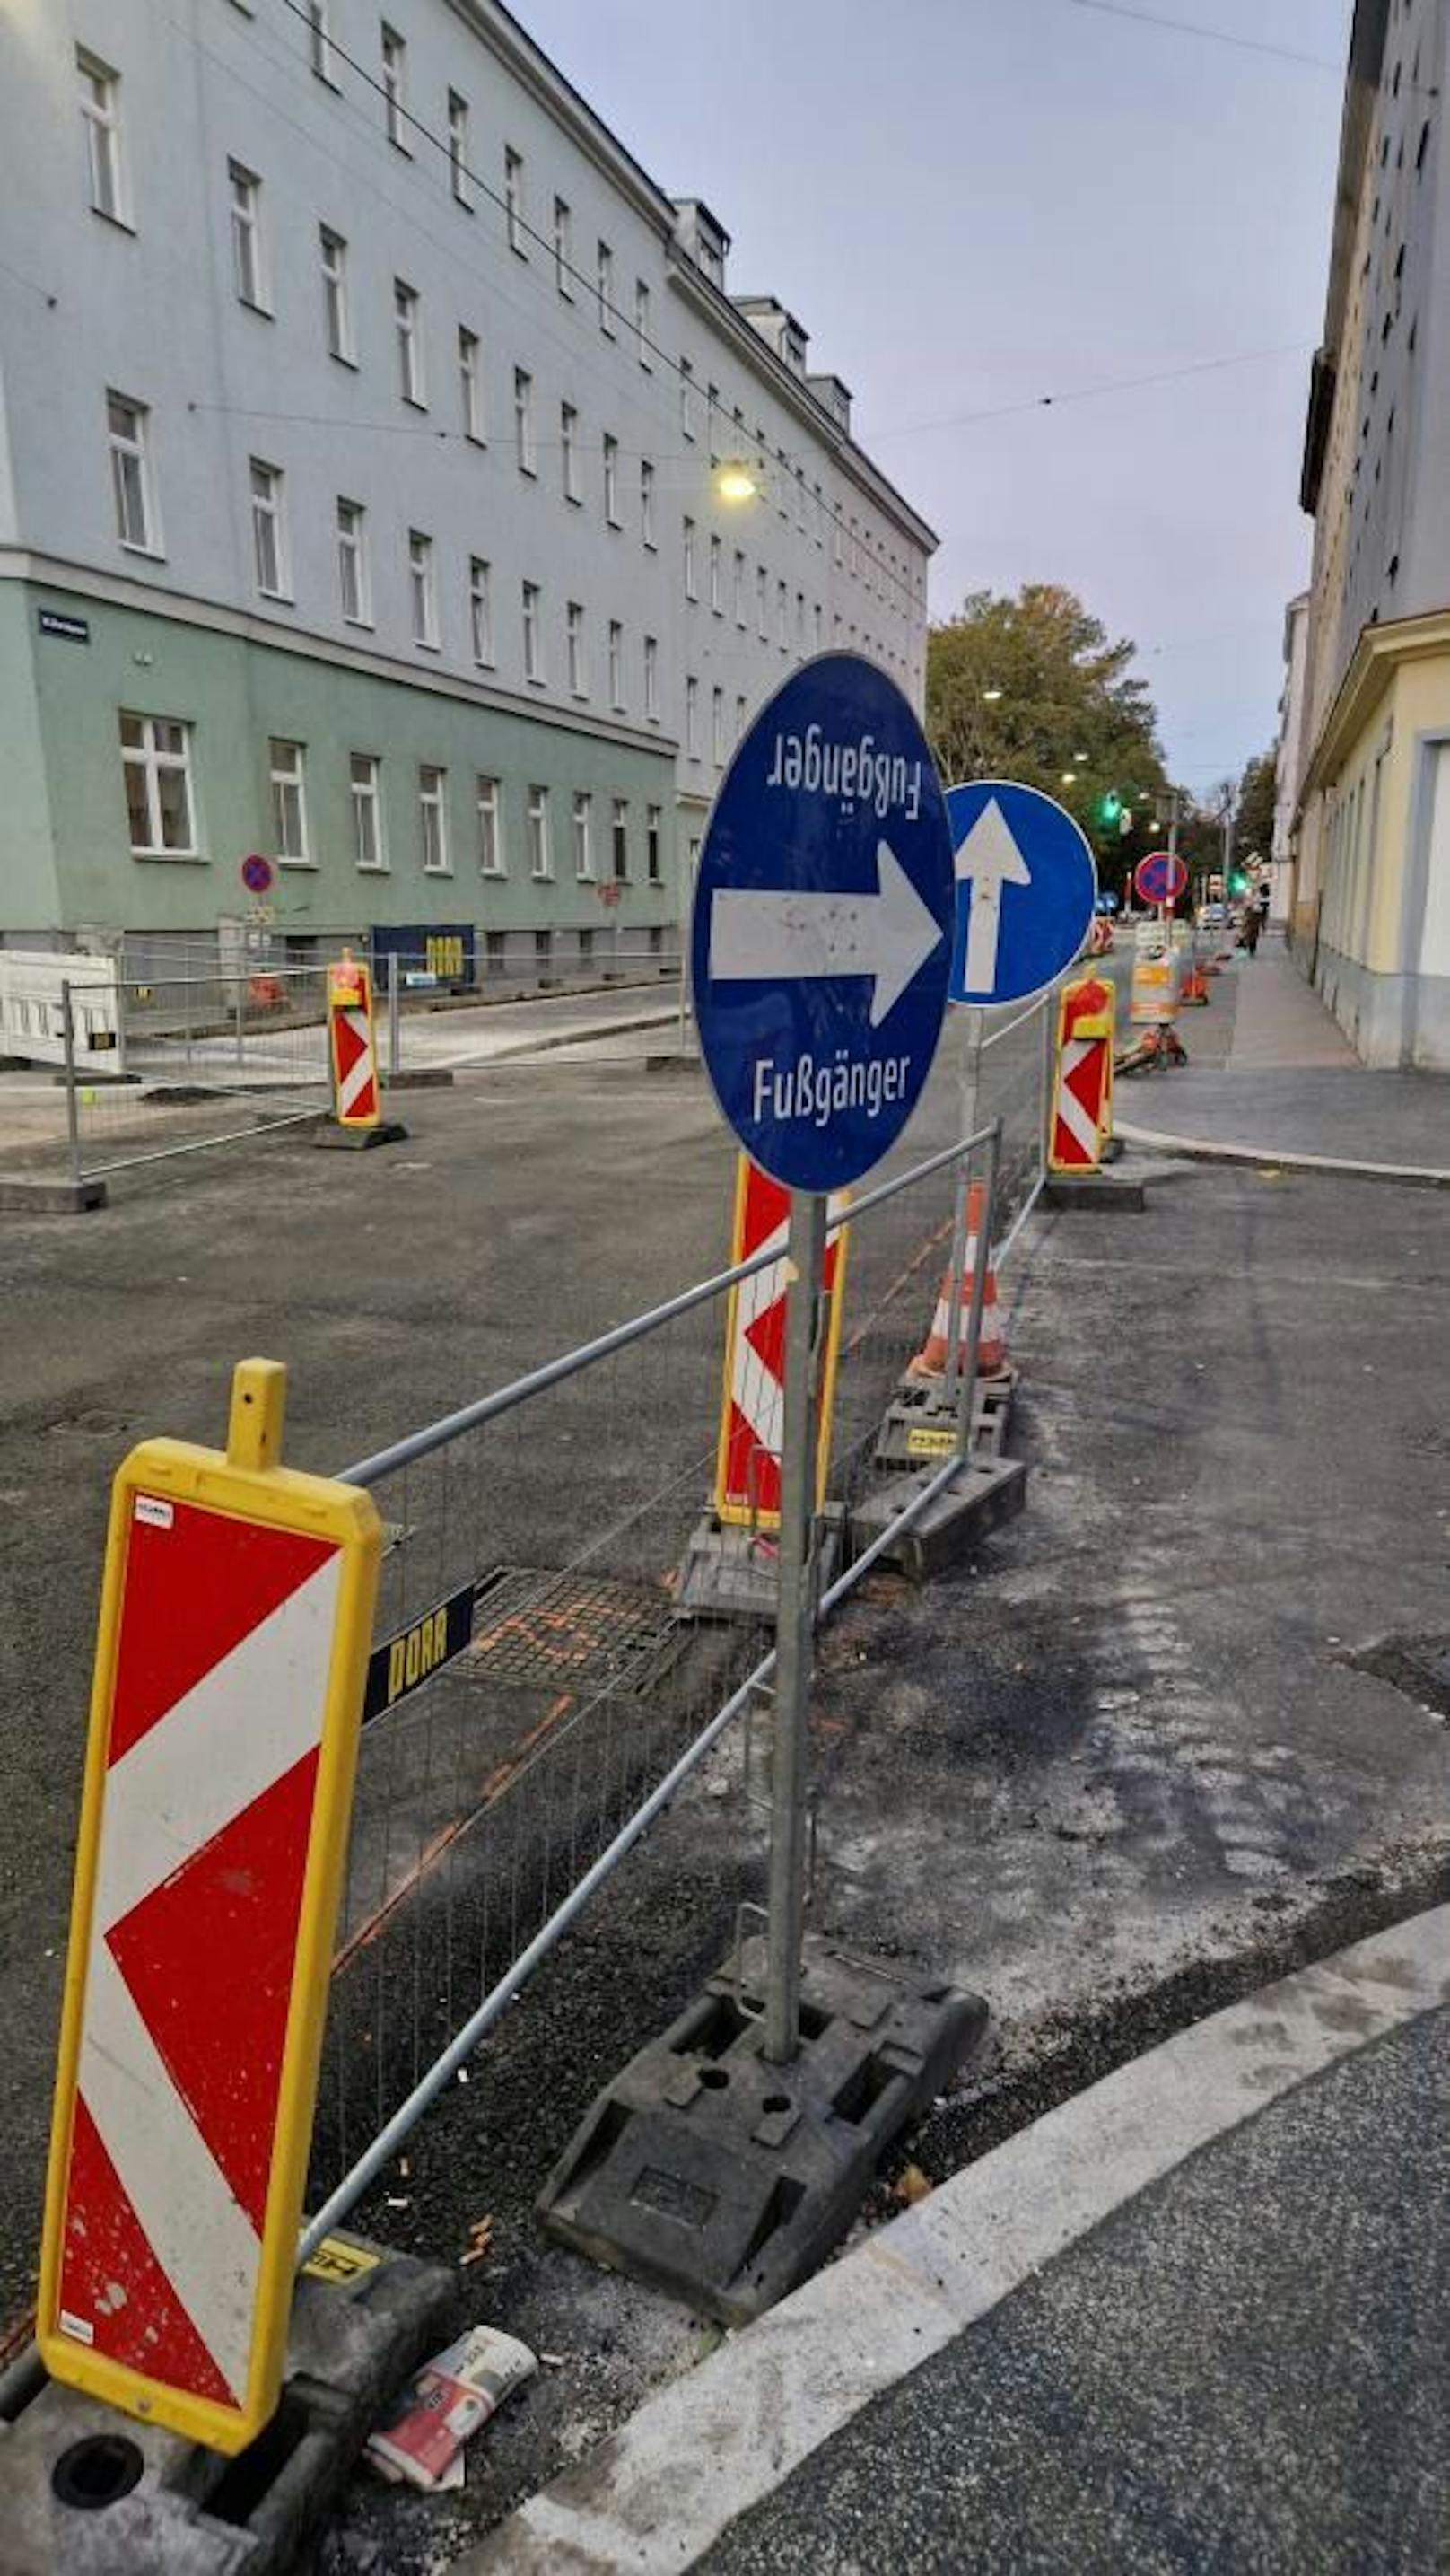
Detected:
[715,459,759,505]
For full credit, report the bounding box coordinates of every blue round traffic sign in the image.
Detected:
[1135,848,1188,907]
[691,655,954,1192]
[240,852,275,897]
[945,779,1097,1007]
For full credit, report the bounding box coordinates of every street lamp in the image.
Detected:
[715,459,759,505]
[1061,769,1077,786]
[982,686,1003,703]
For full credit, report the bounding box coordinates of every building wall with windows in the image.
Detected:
[0,0,935,973]
[1294,0,1450,1063]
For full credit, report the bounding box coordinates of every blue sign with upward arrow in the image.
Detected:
[692,656,955,1192]
[946,779,1098,1007]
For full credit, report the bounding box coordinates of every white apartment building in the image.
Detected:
[0,0,935,986]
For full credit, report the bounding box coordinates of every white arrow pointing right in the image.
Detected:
[956,797,1032,996]
[710,838,943,1027]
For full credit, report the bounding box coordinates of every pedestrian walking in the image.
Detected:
[1242,904,1262,957]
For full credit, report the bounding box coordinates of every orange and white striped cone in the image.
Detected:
[906,1185,1008,1379]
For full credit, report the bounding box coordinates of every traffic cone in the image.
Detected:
[907,1186,1008,1378]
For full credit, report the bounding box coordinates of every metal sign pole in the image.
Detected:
[763,1186,827,2066]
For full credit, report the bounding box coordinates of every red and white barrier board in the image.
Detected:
[1049,975,1115,1172]
[327,955,380,1129]
[713,1157,849,1529]
[38,1368,380,2453]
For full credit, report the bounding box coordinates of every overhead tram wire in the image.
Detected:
[1062,0,1341,74]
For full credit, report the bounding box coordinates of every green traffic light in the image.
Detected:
[1097,791,1122,827]
[1228,870,1248,895]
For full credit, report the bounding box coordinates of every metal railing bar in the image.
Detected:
[339,1120,999,1490]
[76,1103,325,1182]
[994,1167,1046,1272]
[978,994,1049,1055]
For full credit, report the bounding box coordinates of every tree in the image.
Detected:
[925,584,1174,890]
[1234,748,1277,863]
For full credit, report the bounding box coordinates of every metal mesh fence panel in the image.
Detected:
[74,969,334,1178]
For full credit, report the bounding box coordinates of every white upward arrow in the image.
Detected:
[956,797,1032,996]
[709,839,943,1029]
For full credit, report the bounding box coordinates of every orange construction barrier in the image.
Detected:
[907,1183,1007,1378]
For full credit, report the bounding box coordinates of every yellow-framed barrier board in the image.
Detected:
[713,1155,849,1529]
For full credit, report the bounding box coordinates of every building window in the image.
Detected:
[418,765,450,872]
[408,528,437,645]
[573,790,593,880]
[646,804,662,884]
[528,784,551,879]
[579,925,594,964]
[307,0,336,85]
[554,195,572,295]
[119,714,195,855]
[107,392,155,552]
[733,548,746,626]
[320,227,352,361]
[777,578,789,650]
[641,458,655,548]
[249,459,288,598]
[756,564,768,637]
[395,280,424,405]
[607,618,624,710]
[228,162,266,309]
[712,687,725,766]
[612,798,629,881]
[635,278,651,367]
[736,692,747,743]
[336,497,370,623]
[514,367,535,474]
[595,240,617,339]
[710,533,722,613]
[603,432,620,525]
[504,147,525,253]
[561,400,580,501]
[351,753,385,870]
[476,774,502,875]
[644,633,659,721]
[447,92,472,206]
[522,580,542,681]
[269,739,310,863]
[459,327,484,440]
[686,674,699,758]
[796,590,806,649]
[566,600,587,697]
[468,555,493,664]
[78,49,125,224]
[485,927,507,974]
[535,928,552,970]
[679,357,695,442]
[813,601,823,651]
[380,22,408,146]
[683,516,697,600]
[706,385,720,466]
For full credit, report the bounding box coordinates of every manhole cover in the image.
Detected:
[1336,1633,1450,1721]
[464,1564,678,1692]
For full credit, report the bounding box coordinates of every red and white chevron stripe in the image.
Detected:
[331,1003,379,1126]
[1053,1037,1106,1168]
[49,1496,344,2413]
[716,1162,846,1526]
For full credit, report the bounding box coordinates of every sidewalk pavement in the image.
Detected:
[1115,934,1450,1174]
[463,1908,1449,2574]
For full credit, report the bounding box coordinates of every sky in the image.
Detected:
[516,0,1353,799]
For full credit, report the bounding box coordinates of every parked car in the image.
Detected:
[1197,901,1227,929]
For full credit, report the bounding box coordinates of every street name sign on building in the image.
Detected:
[945,780,1098,1008]
[1135,848,1188,907]
[691,654,955,1192]
[38,1361,380,2455]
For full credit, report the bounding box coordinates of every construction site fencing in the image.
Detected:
[60,967,335,1182]
[301,1041,1018,2256]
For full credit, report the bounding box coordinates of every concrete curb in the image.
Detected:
[0,1176,107,1214]
[455,1904,1450,2573]
[432,1008,678,1071]
[1115,1119,1450,1189]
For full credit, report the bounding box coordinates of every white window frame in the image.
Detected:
[119,713,196,856]
[634,277,651,368]
[418,764,450,873]
[320,226,353,362]
[566,599,587,698]
[683,516,696,600]
[733,548,746,626]
[408,527,438,647]
[351,752,386,871]
[522,580,543,682]
[459,326,484,441]
[597,238,614,334]
[514,367,535,474]
[307,0,337,86]
[249,457,289,599]
[78,49,126,225]
[646,804,662,884]
[603,432,620,526]
[572,789,593,881]
[476,774,502,876]
[641,458,655,548]
[468,555,493,665]
[712,686,725,767]
[505,147,526,254]
[709,533,722,614]
[561,400,580,502]
[269,738,310,863]
[686,674,699,758]
[228,161,267,311]
[107,391,157,554]
[336,496,370,625]
[554,196,573,296]
[778,578,789,650]
[611,796,629,881]
[395,279,424,407]
[527,784,552,880]
[607,618,624,711]
[679,357,695,442]
[447,91,472,206]
[643,633,659,722]
[380,23,408,148]
[736,692,747,744]
[756,564,768,638]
